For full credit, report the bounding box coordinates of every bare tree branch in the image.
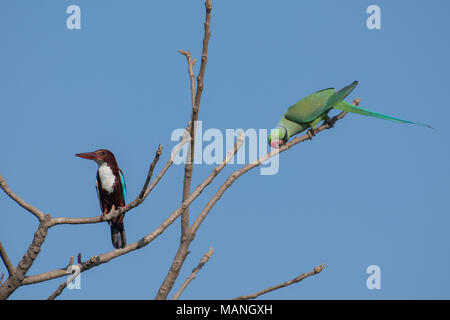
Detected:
[172,246,214,300]
[22,268,70,286]
[0,221,50,300]
[47,281,67,300]
[47,256,74,300]
[0,173,46,221]
[155,131,243,300]
[0,242,15,277]
[233,264,326,300]
[178,50,197,112]
[194,0,212,107]
[140,124,191,201]
[155,0,213,300]
[180,0,213,238]
[179,49,197,237]
[139,144,163,199]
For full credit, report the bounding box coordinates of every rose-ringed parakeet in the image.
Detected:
[268,81,432,148]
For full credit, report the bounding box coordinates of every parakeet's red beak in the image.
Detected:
[75,152,99,160]
[270,140,281,149]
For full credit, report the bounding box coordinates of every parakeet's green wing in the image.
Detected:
[285,88,335,123]
[334,101,433,128]
[325,81,358,109]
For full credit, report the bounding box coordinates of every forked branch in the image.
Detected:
[233,264,326,300]
[172,247,214,300]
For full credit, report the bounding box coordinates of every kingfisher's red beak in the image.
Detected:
[75,152,98,160]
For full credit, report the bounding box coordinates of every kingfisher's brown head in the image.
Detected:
[75,149,118,165]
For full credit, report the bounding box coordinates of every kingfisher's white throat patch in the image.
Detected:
[98,162,116,193]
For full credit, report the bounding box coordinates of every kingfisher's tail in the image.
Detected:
[110,221,126,249]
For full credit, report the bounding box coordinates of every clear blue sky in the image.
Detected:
[1,0,449,299]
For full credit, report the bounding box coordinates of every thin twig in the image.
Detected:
[47,256,99,299]
[141,124,191,201]
[47,281,67,300]
[47,256,75,300]
[194,0,212,109]
[0,173,46,221]
[233,264,326,300]
[0,242,15,277]
[139,145,163,199]
[179,49,198,237]
[172,247,214,300]
[66,256,74,269]
[178,49,197,110]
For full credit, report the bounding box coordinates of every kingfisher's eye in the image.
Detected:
[99,151,105,156]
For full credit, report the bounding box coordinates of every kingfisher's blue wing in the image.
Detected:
[119,169,127,204]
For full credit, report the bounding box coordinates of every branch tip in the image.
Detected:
[172,246,215,300]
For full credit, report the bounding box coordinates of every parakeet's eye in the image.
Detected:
[269,128,285,141]
[268,128,286,149]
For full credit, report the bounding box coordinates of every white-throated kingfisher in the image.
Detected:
[76,149,127,249]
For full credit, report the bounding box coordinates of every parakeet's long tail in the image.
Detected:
[334,101,433,129]
[110,221,126,249]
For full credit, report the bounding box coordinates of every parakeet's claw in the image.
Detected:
[323,118,334,129]
[307,129,316,140]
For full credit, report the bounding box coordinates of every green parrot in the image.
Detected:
[268,81,432,148]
